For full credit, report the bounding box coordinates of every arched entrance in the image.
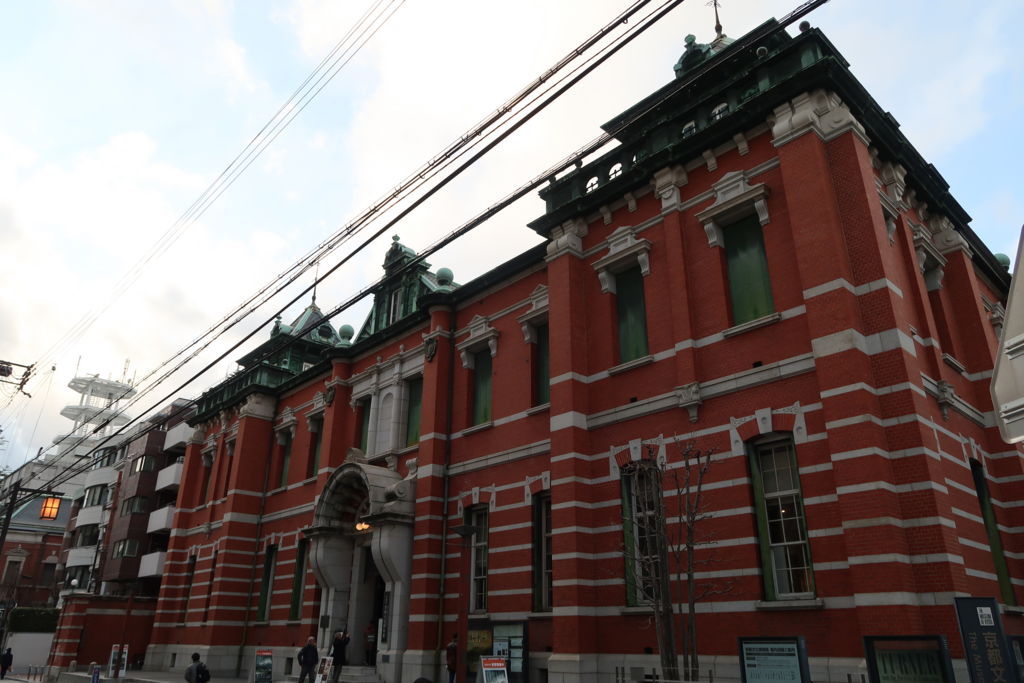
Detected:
[305,456,415,683]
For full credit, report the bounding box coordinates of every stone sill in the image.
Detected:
[619,605,655,615]
[608,355,655,376]
[722,312,782,338]
[463,421,494,436]
[528,611,554,619]
[1002,605,1024,616]
[754,597,823,611]
[395,443,420,456]
[526,403,551,416]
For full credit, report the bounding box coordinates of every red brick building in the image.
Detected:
[50,18,1022,683]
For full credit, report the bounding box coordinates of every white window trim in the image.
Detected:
[457,315,499,368]
[592,225,652,294]
[517,285,549,343]
[696,171,770,248]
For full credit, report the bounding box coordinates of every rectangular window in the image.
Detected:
[74,525,99,547]
[534,324,550,406]
[615,266,649,363]
[40,563,56,586]
[132,455,156,473]
[181,555,197,623]
[358,398,372,453]
[278,431,293,489]
[472,351,493,426]
[468,507,489,612]
[221,440,236,496]
[112,539,139,558]
[307,418,323,478]
[290,539,308,620]
[120,496,147,516]
[83,485,108,508]
[725,215,774,325]
[750,439,813,600]
[258,544,277,621]
[39,497,61,520]
[970,460,1016,605]
[533,493,553,611]
[404,377,423,447]
[200,453,213,503]
[621,462,661,605]
[3,560,22,585]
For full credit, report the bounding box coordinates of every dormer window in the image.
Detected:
[388,288,403,324]
[609,163,623,180]
[586,176,599,194]
[681,121,697,137]
[711,102,729,121]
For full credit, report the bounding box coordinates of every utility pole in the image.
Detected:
[0,361,34,398]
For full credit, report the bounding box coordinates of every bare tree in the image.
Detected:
[620,439,731,682]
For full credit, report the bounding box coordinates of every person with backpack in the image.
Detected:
[184,653,210,683]
[297,636,319,683]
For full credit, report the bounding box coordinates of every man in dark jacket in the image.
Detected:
[328,631,350,683]
[1,648,13,679]
[297,637,319,683]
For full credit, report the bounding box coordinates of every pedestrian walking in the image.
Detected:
[328,631,350,683]
[297,636,319,683]
[1,648,12,680]
[446,634,458,683]
[183,653,210,683]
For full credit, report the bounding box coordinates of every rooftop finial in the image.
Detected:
[312,262,320,306]
[708,0,723,37]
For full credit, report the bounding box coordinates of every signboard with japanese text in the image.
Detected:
[864,636,955,683]
[956,597,1020,683]
[313,657,332,683]
[253,649,273,683]
[739,637,810,683]
[481,657,509,683]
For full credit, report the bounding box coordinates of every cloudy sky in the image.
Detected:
[0,0,1021,472]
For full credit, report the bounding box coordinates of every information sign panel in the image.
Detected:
[955,597,1021,683]
[739,637,810,683]
[481,657,509,683]
[253,648,273,683]
[864,636,955,683]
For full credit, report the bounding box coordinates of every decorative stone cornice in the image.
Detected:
[931,215,972,258]
[652,165,688,210]
[592,226,652,294]
[238,393,275,422]
[879,160,908,205]
[696,171,770,248]
[516,285,550,343]
[457,315,499,368]
[675,383,702,423]
[545,218,588,261]
[911,222,947,291]
[770,90,867,148]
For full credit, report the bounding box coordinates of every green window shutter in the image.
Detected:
[289,539,308,620]
[405,377,423,447]
[971,460,1016,605]
[472,351,493,425]
[279,435,291,488]
[615,266,649,363]
[257,545,276,620]
[535,324,550,406]
[725,215,774,325]
[748,445,777,601]
[308,419,323,477]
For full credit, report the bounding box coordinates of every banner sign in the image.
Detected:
[480,657,509,683]
[864,636,955,683]
[739,637,811,683]
[314,657,332,683]
[253,649,273,683]
[956,597,1020,683]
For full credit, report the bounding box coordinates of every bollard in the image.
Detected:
[709,668,714,683]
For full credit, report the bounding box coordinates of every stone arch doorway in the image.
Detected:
[305,457,415,683]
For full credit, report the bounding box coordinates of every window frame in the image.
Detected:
[621,461,662,606]
[723,214,775,325]
[470,349,493,426]
[257,544,278,621]
[39,496,61,520]
[749,436,814,601]
[614,265,650,363]
[307,415,324,478]
[970,459,1016,605]
[467,506,489,613]
[403,376,423,447]
[289,539,309,620]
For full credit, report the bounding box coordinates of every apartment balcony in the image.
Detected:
[66,546,96,568]
[147,505,176,534]
[138,551,166,577]
[155,460,183,492]
[163,421,192,453]
[84,466,117,488]
[74,505,105,528]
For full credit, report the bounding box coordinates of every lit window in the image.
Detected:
[39,497,61,520]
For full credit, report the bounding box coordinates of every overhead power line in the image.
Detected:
[30,0,689,494]
[21,0,670,486]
